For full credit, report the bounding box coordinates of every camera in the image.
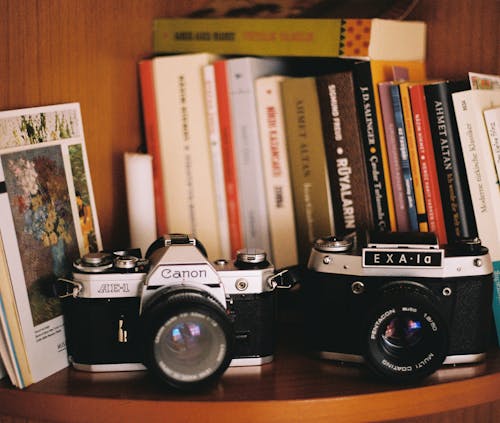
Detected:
[58,234,290,390]
[302,230,494,383]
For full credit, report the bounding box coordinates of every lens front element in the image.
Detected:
[154,311,228,383]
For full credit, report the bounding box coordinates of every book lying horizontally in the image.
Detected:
[153,18,426,60]
[0,103,102,388]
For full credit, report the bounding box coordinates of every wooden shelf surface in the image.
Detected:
[0,335,499,423]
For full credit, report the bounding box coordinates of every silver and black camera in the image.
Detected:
[59,234,290,390]
[302,231,494,383]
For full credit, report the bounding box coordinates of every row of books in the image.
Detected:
[138,53,428,268]
[0,103,102,388]
[138,18,428,270]
[138,17,499,343]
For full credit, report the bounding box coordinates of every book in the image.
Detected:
[399,81,428,232]
[255,75,298,269]
[123,153,157,256]
[469,72,500,90]
[203,64,231,259]
[352,61,391,232]
[0,103,102,387]
[138,60,167,236]
[369,59,427,231]
[408,82,448,244]
[213,59,243,257]
[424,80,478,243]
[378,81,410,232]
[281,76,335,264]
[484,107,500,184]
[315,70,374,236]
[150,53,222,260]
[452,89,500,344]
[389,81,419,232]
[0,232,31,388]
[225,57,287,256]
[153,18,426,61]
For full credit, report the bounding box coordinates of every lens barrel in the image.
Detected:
[142,288,234,390]
[363,282,448,383]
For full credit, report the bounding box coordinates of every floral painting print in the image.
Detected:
[2,146,80,326]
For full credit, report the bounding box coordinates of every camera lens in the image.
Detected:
[154,312,228,382]
[142,288,233,390]
[363,282,448,384]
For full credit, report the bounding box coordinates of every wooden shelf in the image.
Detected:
[0,334,499,422]
[1,1,499,422]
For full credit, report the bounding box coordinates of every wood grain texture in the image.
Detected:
[0,341,498,422]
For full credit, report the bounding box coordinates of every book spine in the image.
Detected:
[153,18,427,62]
[390,83,419,232]
[484,107,500,183]
[281,77,334,264]
[152,53,222,259]
[408,84,447,244]
[153,18,372,58]
[203,64,231,259]
[227,58,285,254]
[352,61,391,231]
[378,82,410,231]
[213,60,243,257]
[452,89,500,344]
[425,81,478,243]
[255,76,299,268]
[400,82,428,232]
[316,71,374,236]
[138,60,167,236]
[123,153,157,257]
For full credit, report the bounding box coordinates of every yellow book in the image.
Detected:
[399,81,429,232]
[154,18,426,60]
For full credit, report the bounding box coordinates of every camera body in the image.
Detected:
[303,231,494,383]
[59,234,278,390]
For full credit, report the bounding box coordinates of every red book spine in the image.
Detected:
[138,59,167,237]
[213,60,243,256]
[409,84,448,244]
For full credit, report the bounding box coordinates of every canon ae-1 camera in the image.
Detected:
[302,231,494,383]
[58,234,291,390]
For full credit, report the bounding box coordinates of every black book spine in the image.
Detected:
[315,70,374,236]
[424,80,478,242]
[352,61,391,231]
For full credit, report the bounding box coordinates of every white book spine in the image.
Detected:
[203,64,231,259]
[255,76,298,268]
[153,53,222,259]
[124,153,157,256]
[227,58,286,255]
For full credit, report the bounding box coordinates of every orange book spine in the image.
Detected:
[138,59,167,237]
[213,60,243,256]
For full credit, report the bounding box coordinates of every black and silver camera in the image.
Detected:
[302,231,494,383]
[59,234,289,390]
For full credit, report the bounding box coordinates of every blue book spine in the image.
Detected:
[390,84,419,231]
[494,262,500,345]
